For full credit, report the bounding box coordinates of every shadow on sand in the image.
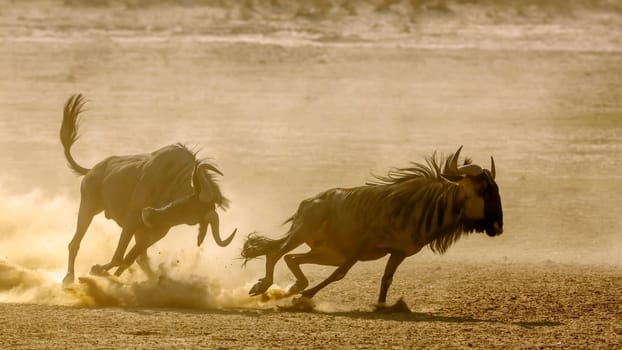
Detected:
[111,294,562,329]
[122,304,562,329]
[322,310,562,328]
[329,310,497,323]
[268,297,563,328]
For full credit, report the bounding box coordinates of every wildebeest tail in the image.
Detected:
[60,94,90,175]
[241,232,288,265]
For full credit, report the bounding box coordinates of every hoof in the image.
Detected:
[276,296,315,312]
[300,289,315,299]
[248,279,271,296]
[373,298,411,313]
[89,264,109,276]
[287,281,308,295]
[290,296,315,311]
[113,266,128,277]
[62,273,74,286]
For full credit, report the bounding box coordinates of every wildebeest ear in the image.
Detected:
[192,164,216,203]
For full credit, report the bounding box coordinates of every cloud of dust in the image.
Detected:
[0,187,120,271]
[0,255,274,309]
[0,254,321,311]
[0,259,76,305]
[0,184,309,310]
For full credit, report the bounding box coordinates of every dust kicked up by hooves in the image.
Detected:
[0,258,339,311]
[0,258,269,309]
[0,190,309,311]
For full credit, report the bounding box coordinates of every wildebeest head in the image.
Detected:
[442,146,503,237]
[141,161,235,247]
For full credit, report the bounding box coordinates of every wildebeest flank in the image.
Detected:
[241,146,503,310]
[60,94,235,285]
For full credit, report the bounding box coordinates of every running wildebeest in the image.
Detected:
[60,94,236,285]
[241,146,503,309]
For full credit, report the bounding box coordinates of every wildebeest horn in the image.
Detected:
[198,163,223,176]
[201,210,236,247]
[490,156,496,180]
[444,146,483,177]
[449,145,463,173]
[457,164,483,176]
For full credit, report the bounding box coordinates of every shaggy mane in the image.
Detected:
[361,149,476,254]
[178,143,230,210]
[367,150,471,186]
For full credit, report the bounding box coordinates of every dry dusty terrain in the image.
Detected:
[1,1,622,349]
[1,261,621,349]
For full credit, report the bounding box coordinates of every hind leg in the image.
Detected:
[63,202,100,285]
[249,199,329,296]
[284,248,346,294]
[300,257,358,299]
[248,236,305,296]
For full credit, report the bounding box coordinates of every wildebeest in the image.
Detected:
[241,147,503,309]
[60,94,235,285]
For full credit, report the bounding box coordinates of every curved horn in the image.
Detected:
[198,163,223,176]
[203,210,236,247]
[457,164,483,176]
[449,145,463,172]
[197,221,208,247]
[490,156,496,180]
[441,145,465,180]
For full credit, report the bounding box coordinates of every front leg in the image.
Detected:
[374,252,406,311]
[114,228,167,277]
[111,226,137,263]
[90,226,137,275]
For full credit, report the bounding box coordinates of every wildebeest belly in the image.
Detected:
[372,229,424,257]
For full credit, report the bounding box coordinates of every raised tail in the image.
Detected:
[60,94,90,176]
[241,232,288,265]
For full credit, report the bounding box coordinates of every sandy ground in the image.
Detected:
[1,2,622,349]
[0,261,620,349]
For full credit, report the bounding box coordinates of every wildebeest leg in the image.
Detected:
[249,200,329,296]
[110,226,135,265]
[377,253,406,305]
[284,249,345,294]
[300,258,358,299]
[249,236,305,296]
[92,226,138,275]
[63,202,100,285]
[114,229,167,277]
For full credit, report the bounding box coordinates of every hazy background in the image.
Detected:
[0,0,621,306]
